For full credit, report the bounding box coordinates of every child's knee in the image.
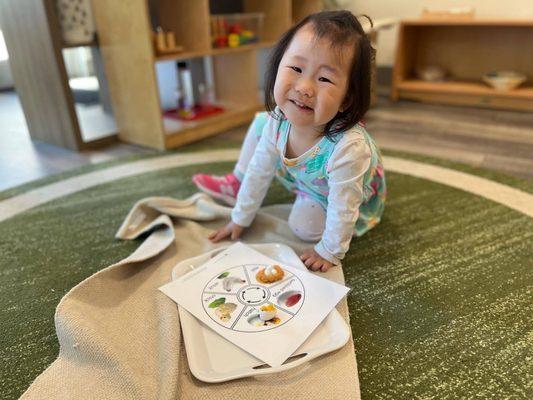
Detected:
[288,214,324,242]
[288,196,326,242]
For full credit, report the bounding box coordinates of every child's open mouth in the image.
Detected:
[290,99,313,112]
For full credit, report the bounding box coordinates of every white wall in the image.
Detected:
[346,0,533,66]
[0,30,13,89]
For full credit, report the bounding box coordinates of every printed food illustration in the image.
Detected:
[256,264,284,283]
[223,276,246,292]
[215,302,238,322]
[278,290,303,308]
[208,297,226,308]
[247,304,281,327]
[207,296,238,322]
[259,304,277,321]
[202,264,304,332]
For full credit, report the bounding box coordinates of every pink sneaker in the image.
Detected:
[192,173,241,206]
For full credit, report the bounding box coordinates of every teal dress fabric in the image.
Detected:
[253,112,386,237]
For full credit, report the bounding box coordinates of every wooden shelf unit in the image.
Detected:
[91,0,322,150]
[0,0,118,150]
[391,19,533,112]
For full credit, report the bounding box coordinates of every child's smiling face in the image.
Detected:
[274,23,355,136]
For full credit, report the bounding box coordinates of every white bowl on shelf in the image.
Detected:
[482,71,527,91]
[416,65,446,82]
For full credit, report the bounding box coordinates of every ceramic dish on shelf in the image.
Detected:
[482,71,527,91]
[416,65,446,82]
[171,243,350,383]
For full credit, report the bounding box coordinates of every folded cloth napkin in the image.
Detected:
[21,193,360,400]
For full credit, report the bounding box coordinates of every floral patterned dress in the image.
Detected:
[253,112,386,236]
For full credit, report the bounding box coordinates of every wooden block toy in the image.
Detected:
[153,27,183,56]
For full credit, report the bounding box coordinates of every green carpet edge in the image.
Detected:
[1,143,531,203]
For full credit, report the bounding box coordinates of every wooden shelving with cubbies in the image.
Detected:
[0,0,118,150]
[391,19,533,112]
[91,0,322,150]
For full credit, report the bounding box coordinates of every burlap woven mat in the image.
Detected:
[21,194,360,399]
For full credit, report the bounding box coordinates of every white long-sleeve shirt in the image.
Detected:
[231,114,371,264]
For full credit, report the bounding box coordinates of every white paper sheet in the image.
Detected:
[159,242,350,367]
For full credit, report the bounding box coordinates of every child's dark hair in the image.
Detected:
[265,10,374,140]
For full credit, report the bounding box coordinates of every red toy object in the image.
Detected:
[164,104,224,121]
[215,36,228,48]
[229,23,242,34]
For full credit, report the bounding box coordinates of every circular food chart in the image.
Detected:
[201,263,305,332]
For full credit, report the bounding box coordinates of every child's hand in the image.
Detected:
[300,248,334,272]
[209,221,245,243]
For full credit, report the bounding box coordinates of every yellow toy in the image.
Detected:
[228,33,240,48]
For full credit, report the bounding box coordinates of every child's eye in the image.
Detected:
[319,77,333,83]
[289,66,302,73]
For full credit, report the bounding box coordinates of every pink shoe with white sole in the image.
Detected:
[192,173,241,206]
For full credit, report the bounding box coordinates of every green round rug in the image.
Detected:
[0,151,531,399]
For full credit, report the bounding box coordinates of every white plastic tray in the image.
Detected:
[171,243,350,383]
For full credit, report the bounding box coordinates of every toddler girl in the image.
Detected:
[193,10,386,272]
